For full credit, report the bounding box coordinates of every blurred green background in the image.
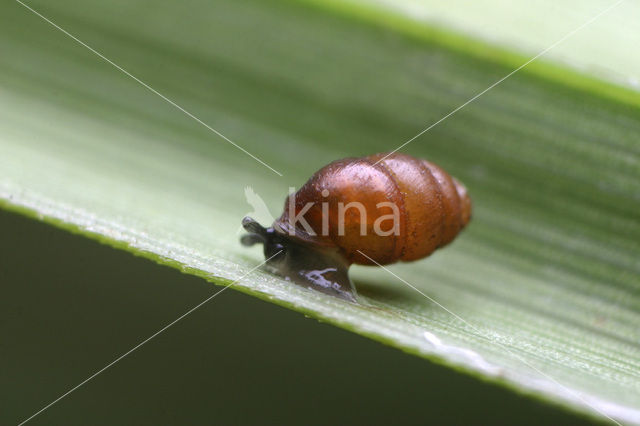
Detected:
[0,208,593,424]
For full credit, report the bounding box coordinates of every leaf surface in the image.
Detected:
[1,0,639,422]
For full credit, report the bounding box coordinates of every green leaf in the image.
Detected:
[1,0,639,423]
[320,0,640,91]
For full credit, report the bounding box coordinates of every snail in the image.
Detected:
[241,152,471,302]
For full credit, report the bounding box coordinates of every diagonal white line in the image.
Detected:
[374,0,627,166]
[17,251,282,425]
[356,250,622,425]
[14,0,283,177]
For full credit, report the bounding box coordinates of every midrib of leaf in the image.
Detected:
[1,0,639,423]
[321,0,640,92]
[295,0,640,109]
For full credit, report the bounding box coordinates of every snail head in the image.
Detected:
[240,216,356,302]
[241,216,287,262]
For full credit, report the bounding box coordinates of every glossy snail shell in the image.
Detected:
[241,152,471,301]
[274,152,471,265]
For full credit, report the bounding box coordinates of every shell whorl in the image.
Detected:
[274,152,471,266]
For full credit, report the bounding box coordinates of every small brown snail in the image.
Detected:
[241,152,471,302]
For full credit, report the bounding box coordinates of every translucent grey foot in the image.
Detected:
[240,216,357,302]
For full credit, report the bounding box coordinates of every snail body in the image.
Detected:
[242,152,471,301]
